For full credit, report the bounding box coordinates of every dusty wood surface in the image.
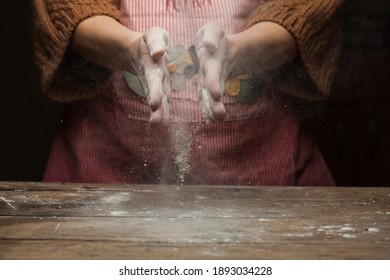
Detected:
[0,182,389,259]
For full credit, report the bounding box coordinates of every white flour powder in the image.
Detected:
[169,122,192,184]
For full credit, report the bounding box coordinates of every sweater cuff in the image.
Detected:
[35,0,123,101]
[46,0,122,45]
[246,0,342,98]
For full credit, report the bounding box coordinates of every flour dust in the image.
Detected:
[169,122,192,184]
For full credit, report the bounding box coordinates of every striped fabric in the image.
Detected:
[120,0,267,123]
[122,0,245,44]
[43,0,335,186]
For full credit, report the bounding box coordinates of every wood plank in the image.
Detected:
[1,216,388,247]
[0,185,389,218]
[0,240,388,260]
[0,182,389,259]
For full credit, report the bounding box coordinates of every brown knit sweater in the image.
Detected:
[32,0,343,102]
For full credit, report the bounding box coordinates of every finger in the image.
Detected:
[143,27,169,59]
[197,50,226,121]
[144,66,164,111]
[198,49,223,101]
[210,99,227,121]
[196,22,224,53]
[199,86,226,121]
[205,59,223,101]
[150,108,164,125]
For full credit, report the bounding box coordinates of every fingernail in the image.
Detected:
[150,110,163,126]
[204,41,218,52]
[211,101,227,121]
[149,41,166,58]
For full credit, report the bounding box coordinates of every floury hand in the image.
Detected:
[195,23,231,121]
[194,21,300,122]
[133,27,171,125]
[71,17,172,126]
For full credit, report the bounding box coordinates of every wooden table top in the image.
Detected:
[0,182,389,260]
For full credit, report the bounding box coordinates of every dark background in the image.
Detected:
[1,1,390,185]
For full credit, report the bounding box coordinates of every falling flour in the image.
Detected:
[169,122,192,184]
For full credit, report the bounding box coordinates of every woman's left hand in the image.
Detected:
[195,23,231,121]
[195,21,298,121]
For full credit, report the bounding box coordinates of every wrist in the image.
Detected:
[227,22,298,75]
[72,15,143,71]
[120,30,143,72]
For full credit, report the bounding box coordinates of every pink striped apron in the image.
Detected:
[43,0,335,186]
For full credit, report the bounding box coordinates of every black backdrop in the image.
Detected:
[1,1,389,185]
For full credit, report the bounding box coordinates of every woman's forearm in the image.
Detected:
[72,16,171,125]
[228,22,298,76]
[71,15,142,71]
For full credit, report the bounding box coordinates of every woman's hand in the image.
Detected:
[72,16,170,125]
[195,21,298,121]
[131,27,171,125]
[195,23,230,121]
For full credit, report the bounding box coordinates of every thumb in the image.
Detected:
[196,22,225,53]
[143,27,170,59]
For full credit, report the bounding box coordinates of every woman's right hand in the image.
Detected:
[130,27,171,125]
[72,16,170,125]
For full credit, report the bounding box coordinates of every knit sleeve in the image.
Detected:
[246,0,343,99]
[32,0,123,102]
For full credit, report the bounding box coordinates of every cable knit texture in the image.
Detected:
[33,0,342,101]
[33,0,123,101]
[246,0,343,99]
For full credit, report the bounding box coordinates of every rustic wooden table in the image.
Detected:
[0,182,389,259]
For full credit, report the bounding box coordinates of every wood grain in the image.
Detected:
[0,182,389,259]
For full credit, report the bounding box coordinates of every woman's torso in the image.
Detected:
[43,0,335,186]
